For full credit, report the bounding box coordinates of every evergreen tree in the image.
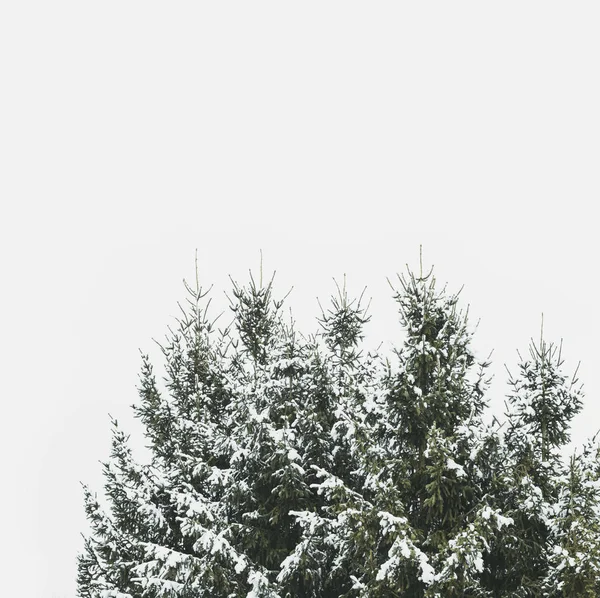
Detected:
[498,336,586,597]
[543,438,600,597]
[78,261,600,598]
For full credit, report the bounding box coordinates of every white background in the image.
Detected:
[1,3,598,596]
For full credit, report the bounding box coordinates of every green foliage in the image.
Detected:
[78,263,600,598]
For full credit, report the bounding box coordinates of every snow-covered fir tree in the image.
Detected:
[78,263,600,598]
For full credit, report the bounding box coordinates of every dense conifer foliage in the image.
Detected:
[78,265,599,597]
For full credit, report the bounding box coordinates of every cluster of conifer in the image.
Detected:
[77,264,600,597]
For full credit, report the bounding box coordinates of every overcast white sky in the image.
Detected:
[1,3,599,597]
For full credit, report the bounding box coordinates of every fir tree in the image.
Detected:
[543,438,600,597]
[497,334,587,597]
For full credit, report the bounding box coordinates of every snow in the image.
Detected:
[446,458,466,477]
[397,538,412,559]
[350,575,366,590]
[417,551,435,585]
[247,570,279,598]
[378,511,408,536]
